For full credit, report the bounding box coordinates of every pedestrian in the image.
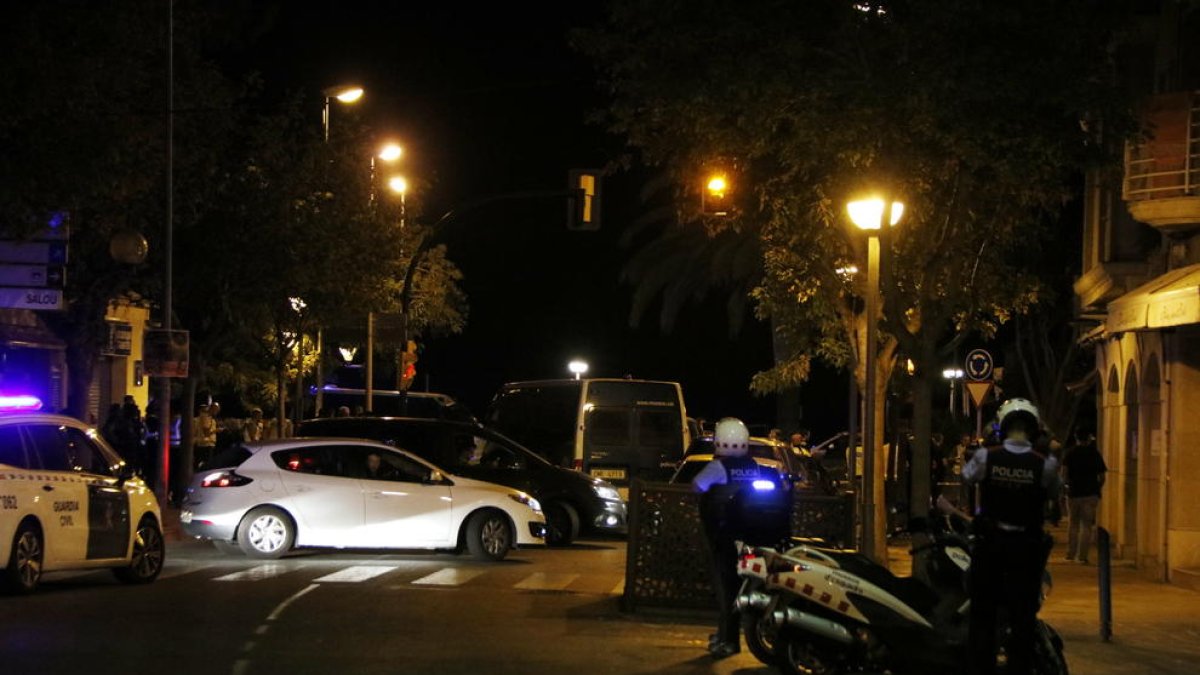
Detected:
[953,432,976,511]
[789,428,810,457]
[243,408,265,443]
[193,404,218,469]
[961,398,1061,675]
[930,432,947,498]
[1063,426,1106,564]
[101,403,124,447]
[692,417,787,659]
[336,405,351,417]
[120,396,147,471]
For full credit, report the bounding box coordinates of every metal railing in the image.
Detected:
[1124,91,1200,200]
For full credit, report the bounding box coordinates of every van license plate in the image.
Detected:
[590,468,626,480]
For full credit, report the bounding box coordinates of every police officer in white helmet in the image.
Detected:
[692,417,766,658]
[961,398,1061,674]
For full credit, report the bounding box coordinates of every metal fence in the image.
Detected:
[622,480,856,612]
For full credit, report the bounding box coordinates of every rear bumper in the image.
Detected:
[179,507,239,542]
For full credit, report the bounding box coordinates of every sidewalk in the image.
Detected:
[887,531,1200,675]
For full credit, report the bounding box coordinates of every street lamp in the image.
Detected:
[322,85,364,142]
[568,360,589,380]
[702,174,731,215]
[942,368,964,415]
[847,194,904,563]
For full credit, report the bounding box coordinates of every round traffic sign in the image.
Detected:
[965,349,993,381]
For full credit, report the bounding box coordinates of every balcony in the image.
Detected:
[1124,91,1200,233]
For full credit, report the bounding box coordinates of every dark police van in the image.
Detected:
[486,379,690,494]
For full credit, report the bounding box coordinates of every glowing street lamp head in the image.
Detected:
[706,175,728,196]
[568,360,589,380]
[332,87,364,103]
[847,198,905,231]
[388,176,409,195]
[378,143,403,162]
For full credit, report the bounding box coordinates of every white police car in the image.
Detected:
[0,409,164,594]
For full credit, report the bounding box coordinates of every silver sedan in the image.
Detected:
[180,439,545,561]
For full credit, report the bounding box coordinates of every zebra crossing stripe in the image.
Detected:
[410,568,486,586]
[513,572,578,591]
[314,565,399,583]
[214,564,291,582]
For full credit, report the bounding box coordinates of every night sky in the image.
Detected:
[241,3,846,435]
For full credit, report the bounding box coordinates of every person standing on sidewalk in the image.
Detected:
[962,398,1061,675]
[193,404,217,469]
[1063,427,1106,564]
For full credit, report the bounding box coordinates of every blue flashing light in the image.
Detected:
[47,212,67,229]
[0,394,43,412]
[752,479,776,491]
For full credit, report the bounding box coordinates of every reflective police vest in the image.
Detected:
[978,447,1047,531]
[700,456,763,534]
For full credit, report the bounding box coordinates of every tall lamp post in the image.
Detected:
[362,146,405,413]
[322,85,363,142]
[568,360,589,380]
[942,368,964,415]
[847,195,904,563]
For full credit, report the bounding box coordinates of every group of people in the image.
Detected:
[692,400,1107,674]
[101,395,157,473]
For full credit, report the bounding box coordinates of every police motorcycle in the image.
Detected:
[751,496,1067,675]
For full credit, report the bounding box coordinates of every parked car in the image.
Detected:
[180,438,545,561]
[297,417,626,545]
[318,387,477,423]
[0,412,164,594]
[669,435,797,485]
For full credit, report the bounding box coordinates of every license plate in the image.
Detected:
[590,467,627,480]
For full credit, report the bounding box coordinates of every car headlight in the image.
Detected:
[509,492,542,513]
[592,482,622,502]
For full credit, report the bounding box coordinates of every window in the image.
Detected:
[587,409,630,446]
[0,426,27,468]
[455,434,524,472]
[637,409,680,450]
[63,428,114,476]
[24,424,73,472]
[345,446,432,483]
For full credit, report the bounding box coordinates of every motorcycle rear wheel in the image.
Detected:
[776,634,843,675]
[741,611,777,665]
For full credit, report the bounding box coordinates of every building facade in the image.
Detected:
[1075,2,1200,589]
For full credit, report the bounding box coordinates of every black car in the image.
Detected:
[297,417,626,545]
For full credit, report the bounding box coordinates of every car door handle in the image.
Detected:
[42,485,54,492]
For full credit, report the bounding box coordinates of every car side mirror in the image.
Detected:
[425,470,451,485]
[116,463,139,485]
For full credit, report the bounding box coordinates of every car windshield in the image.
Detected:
[671,459,708,483]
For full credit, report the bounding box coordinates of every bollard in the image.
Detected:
[1097,526,1112,642]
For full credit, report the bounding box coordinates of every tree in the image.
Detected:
[579,0,1139,543]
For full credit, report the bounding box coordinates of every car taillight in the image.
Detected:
[200,471,252,488]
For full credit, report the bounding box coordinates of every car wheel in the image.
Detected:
[465,510,512,562]
[114,517,165,584]
[545,501,580,547]
[211,540,242,556]
[2,521,43,595]
[237,507,295,559]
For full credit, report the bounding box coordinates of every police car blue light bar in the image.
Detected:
[752,479,776,491]
[0,394,43,411]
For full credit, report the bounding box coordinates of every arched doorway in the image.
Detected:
[1123,362,1139,552]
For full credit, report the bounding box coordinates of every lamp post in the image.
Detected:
[321,85,363,142]
[847,195,904,563]
[363,143,403,413]
[568,360,589,380]
[942,368,964,415]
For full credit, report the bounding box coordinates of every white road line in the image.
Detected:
[513,572,579,591]
[158,563,214,581]
[313,565,399,583]
[266,583,319,622]
[410,568,486,587]
[214,564,291,582]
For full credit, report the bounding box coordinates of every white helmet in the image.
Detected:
[713,417,750,457]
[997,398,1040,438]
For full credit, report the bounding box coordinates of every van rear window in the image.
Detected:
[587,381,678,408]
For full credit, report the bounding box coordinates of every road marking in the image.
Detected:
[513,572,579,591]
[410,568,486,587]
[266,583,319,622]
[314,565,399,583]
[214,564,290,582]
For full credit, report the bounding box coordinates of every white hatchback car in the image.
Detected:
[0,413,165,594]
[181,438,546,561]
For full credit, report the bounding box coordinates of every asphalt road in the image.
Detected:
[1,536,771,675]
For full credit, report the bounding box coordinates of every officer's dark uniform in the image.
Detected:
[967,445,1052,675]
[697,454,763,654]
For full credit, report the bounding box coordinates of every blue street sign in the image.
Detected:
[965,349,994,381]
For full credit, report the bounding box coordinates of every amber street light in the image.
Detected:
[322,85,365,142]
[703,174,731,215]
[846,195,904,564]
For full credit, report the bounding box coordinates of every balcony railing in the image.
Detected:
[1124,91,1200,201]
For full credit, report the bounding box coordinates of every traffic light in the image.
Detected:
[567,169,602,230]
[702,175,731,216]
